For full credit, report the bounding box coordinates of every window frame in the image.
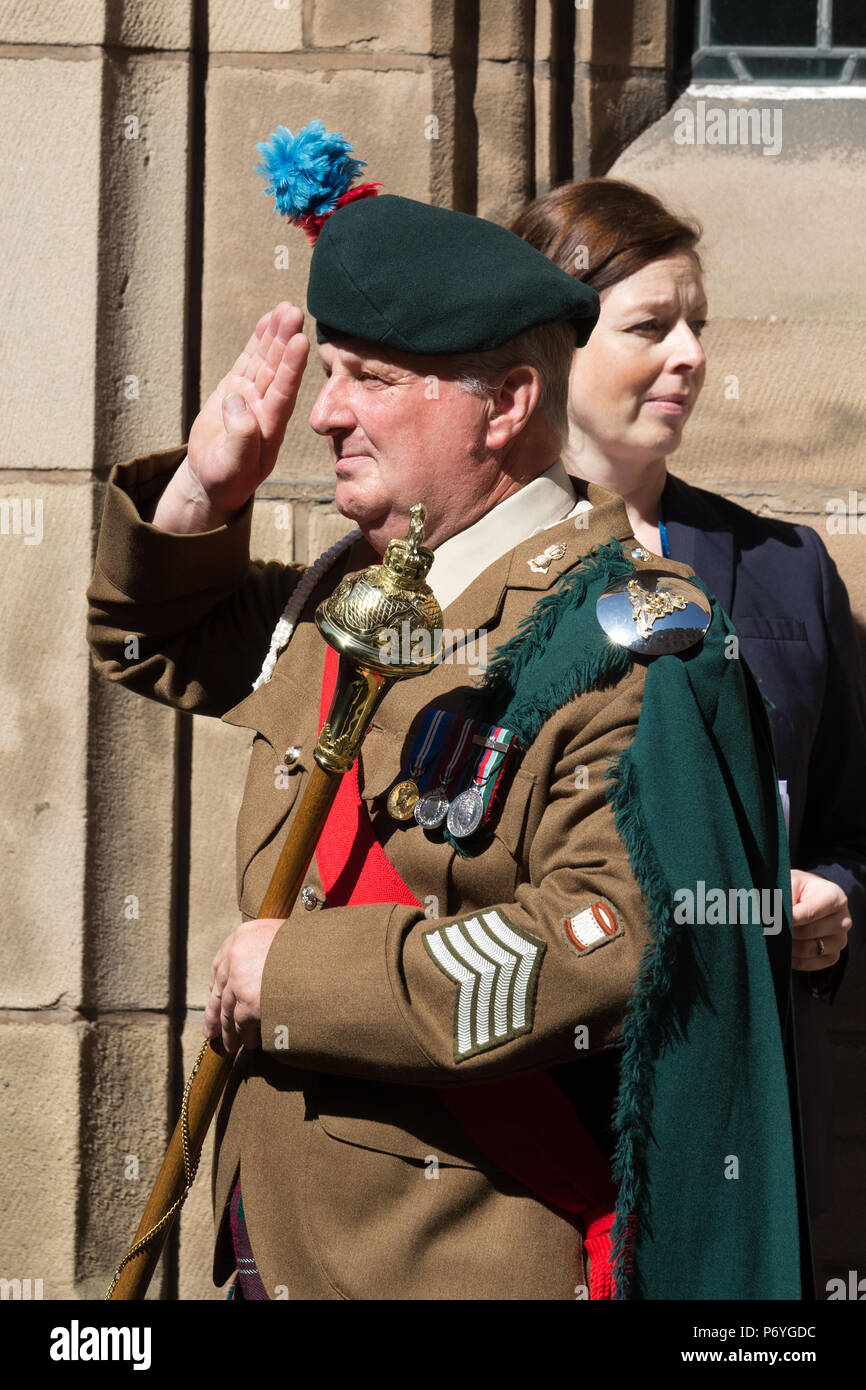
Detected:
[692,0,866,84]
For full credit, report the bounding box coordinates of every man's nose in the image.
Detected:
[309,375,356,436]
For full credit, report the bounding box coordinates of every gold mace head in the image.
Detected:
[315,503,443,678]
[313,505,444,772]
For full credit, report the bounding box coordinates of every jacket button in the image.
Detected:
[284,746,301,765]
[301,885,319,910]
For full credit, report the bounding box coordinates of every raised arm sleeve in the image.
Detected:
[86,446,306,717]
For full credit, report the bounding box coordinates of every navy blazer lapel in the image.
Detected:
[662,472,737,615]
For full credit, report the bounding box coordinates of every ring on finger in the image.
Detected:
[815,938,825,957]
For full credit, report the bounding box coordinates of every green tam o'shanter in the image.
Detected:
[309,194,599,354]
[255,121,599,355]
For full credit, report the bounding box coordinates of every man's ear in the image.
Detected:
[484,365,542,452]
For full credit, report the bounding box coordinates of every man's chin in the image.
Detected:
[334,491,393,551]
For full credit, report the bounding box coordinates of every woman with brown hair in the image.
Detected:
[513,179,866,1222]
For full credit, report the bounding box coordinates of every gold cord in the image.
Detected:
[104,1038,210,1299]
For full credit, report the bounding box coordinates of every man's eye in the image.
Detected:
[629,319,661,334]
[359,372,384,384]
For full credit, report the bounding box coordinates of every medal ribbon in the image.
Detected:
[405,708,449,788]
[450,721,518,828]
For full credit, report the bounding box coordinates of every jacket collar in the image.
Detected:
[426,458,584,612]
[662,472,736,615]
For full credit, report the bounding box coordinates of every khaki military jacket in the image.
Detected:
[87,446,705,1300]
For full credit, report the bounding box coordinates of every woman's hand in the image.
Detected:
[790,868,852,972]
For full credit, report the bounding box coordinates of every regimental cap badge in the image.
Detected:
[596,567,711,655]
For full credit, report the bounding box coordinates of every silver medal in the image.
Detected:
[414,789,450,828]
[596,569,711,656]
[446,786,485,838]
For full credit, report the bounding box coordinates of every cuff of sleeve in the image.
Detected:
[259,904,433,1079]
[94,446,254,603]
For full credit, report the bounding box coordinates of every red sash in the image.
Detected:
[315,644,620,1298]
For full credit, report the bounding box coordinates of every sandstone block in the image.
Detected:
[311,0,437,54]
[0,0,193,47]
[0,1018,84,1299]
[670,321,866,493]
[307,508,359,563]
[93,52,191,472]
[109,1,194,50]
[85,674,178,1013]
[209,0,302,54]
[75,1013,173,1300]
[475,59,531,223]
[576,0,670,69]
[0,56,101,473]
[0,0,104,45]
[479,0,531,63]
[1,479,89,1008]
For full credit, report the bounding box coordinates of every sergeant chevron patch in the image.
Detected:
[422,910,546,1061]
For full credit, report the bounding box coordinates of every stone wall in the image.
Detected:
[0,0,861,1300]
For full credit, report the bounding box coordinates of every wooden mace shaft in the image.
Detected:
[108,760,341,1300]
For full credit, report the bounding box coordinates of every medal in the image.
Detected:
[414,787,450,828]
[445,720,518,840]
[446,785,485,838]
[387,778,420,820]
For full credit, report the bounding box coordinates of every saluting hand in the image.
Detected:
[790,868,852,972]
[203,917,286,1053]
[189,300,309,511]
[152,301,309,532]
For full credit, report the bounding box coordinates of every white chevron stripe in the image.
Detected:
[463,917,517,1038]
[480,910,540,1029]
[424,931,478,1055]
[425,912,544,1056]
[443,921,499,1047]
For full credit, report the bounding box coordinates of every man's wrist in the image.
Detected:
[148,456,237,533]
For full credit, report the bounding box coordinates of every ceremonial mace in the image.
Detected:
[107,504,442,1300]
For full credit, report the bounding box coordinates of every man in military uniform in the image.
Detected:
[87,192,807,1300]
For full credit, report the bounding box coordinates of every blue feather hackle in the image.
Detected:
[254,120,366,220]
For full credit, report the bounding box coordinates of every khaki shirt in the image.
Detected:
[87,446,701,1300]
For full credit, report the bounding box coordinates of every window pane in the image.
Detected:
[709,0,817,48]
[834,0,866,47]
[691,54,853,81]
[691,54,740,80]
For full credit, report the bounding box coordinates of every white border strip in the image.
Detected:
[687,83,866,100]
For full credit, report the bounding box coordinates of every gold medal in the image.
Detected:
[387,778,420,820]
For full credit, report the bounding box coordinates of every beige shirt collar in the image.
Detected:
[426,458,592,611]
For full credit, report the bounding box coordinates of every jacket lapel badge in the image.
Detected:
[527,541,568,574]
